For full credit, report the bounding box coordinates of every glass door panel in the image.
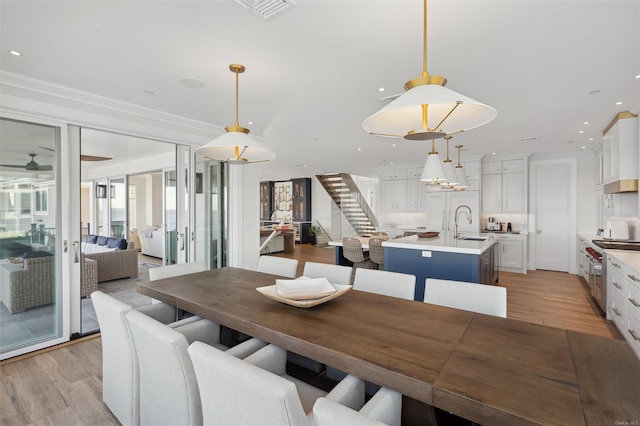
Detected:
[109,177,127,238]
[164,169,177,265]
[0,117,66,359]
[193,152,226,269]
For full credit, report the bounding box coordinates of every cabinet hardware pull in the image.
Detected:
[612,263,621,269]
[613,282,621,289]
[612,308,621,317]
[629,298,640,308]
[628,274,640,282]
[629,329,640,341]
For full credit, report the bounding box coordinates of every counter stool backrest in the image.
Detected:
[367,238,385,269]
[342,237,367,263]
[424,278,507,318]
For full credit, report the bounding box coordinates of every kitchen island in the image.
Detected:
[330,234,499,301]
[383,234,499,301]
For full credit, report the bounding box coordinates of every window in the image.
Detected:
[35,186,48,214]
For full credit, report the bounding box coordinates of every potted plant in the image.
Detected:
[309,225,319,245]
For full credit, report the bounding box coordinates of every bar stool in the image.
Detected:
[342,237,377,284]
[368,237,385,270]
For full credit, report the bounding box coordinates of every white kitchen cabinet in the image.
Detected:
[426,190,479,236]
[607,254,627,332]
[606,253,640,360]
[461,160,481,191]
[499,237,523,270]
[602,112,638,187]
[406,179,427,212]
[381,179,407,212]
[380,168,408,181]
[482,158,526,214]
[576,236,590,282]
[626,268,640,359]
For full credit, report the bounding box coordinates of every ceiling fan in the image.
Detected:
[39,146,113,162]
[0,153,53,171]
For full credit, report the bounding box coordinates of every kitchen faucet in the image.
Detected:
[454,205,472,239]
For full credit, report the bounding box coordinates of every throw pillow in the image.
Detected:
[97,236,109,246]
[107,238,128,250]
[86,234,98,244]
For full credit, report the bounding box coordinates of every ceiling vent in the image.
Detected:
[234,0,296,20]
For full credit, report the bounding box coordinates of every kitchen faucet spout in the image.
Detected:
[454,205,472,239]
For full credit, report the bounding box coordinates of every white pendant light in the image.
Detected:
[440,136,459,187]
[454,144,471,189]
[420,139,447,184]
[196,64,275,164]
[362,0,496,140]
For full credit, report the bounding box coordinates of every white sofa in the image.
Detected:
[139,227,164,258]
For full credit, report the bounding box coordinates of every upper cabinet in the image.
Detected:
[602,112,638,193]
[481,158,527,214]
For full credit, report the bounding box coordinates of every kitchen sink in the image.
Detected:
[459,236,489,241]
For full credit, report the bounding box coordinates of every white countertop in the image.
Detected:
[605,250,640,272]
[380,234,497,255]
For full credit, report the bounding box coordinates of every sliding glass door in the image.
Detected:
[0,116,72,359]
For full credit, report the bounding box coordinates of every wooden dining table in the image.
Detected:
[137,267,640,426]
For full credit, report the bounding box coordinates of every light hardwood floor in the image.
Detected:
[0,244,622,425]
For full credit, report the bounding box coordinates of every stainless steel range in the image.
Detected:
[584,245,604,312]
[590,239,640,313]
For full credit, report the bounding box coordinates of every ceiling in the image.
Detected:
[1,0,638,181]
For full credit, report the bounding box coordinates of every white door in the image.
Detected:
[532,161,573,272]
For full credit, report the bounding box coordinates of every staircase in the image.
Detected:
[316,173,378,237]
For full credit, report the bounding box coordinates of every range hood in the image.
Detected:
[604,179,638,194]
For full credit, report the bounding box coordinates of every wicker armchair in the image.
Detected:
[342,237,377,278]
[368,237,385,270]
[81,257,98,297]
[0,256,54,313]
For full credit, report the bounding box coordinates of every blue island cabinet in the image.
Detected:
[385,245,493,302]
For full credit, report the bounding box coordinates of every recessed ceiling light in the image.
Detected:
[583,121,589,125]
[248,121,253,125]
[492,152,496,155]
[178,78,206,89]
[10,50,22,56]
[578,130,584,134]
[378,87,385,92]
[392,143,396,147]
[588,137,593,141]
[357,148,362,151]
[616,101,623,105]
[581,146,586,149]
[635,74,640,79]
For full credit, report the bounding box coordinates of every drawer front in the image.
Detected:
[625,302,640,360]
[610,286,626,330]
[609,261,626,297]
[626,276,640,317]
[501,159,524,173]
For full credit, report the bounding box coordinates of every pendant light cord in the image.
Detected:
[234,67,240,128]
[423,0,427,77]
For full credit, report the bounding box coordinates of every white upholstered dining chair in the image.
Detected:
[91,291,199,426]
[352,268,416,300]
[125,310,267,426]
[313,386,402,426]
[148,261,206,281]
[424,278,507,318]
[302,261,352,285]
[188,341,365,426]
[257,255,298,278]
